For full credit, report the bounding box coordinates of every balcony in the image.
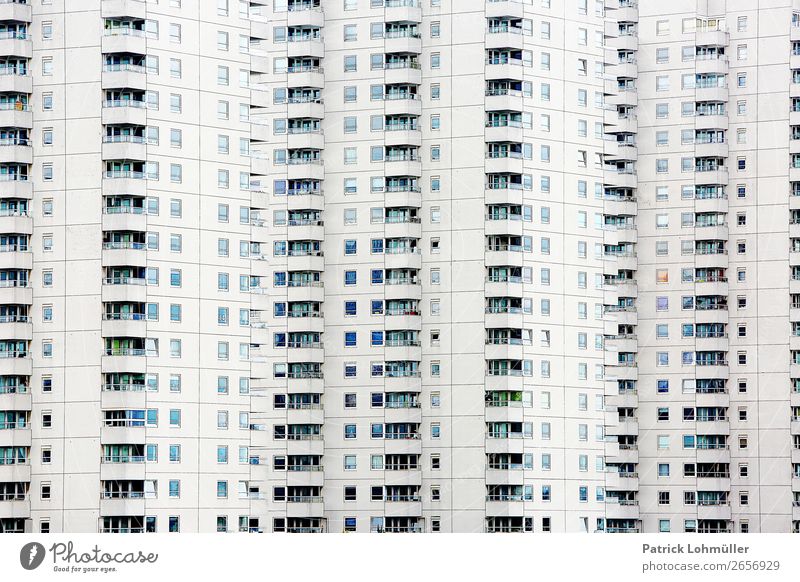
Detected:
[484,58,524,82]
[101,135,147,161]
[384,32,422,55]
[385,126,421,148]
[0,421,30,448]
[384,93,422,117]
[101,349,147,374]
[287,37,324,59]
[101,29,147,55]
[102,207,146,232]
[384,153,422,177]
[604,470,639,491]
[99,494,146,516]
[485,152,523,175]
[102,277,147,303]
[101,313,146,338]
[100,457,146,482]
[0,247,31,271]
[101,423,145,445]
[385,0,422,23]
[102,0,147,20]
[286,65,324,89]
[695,85,728,103]
[102,171,147,196]
[485,0,524,19]
[604,498,640,520]
[286,158,324,181]
[101,99,147,126]
[100,386,146,410]
[286,282,324,304]
[0,103,30,131]
[286,405,324,426]
[384,498,424,518]
[287,98,324,120]
[0,497,29,520]
[0,459,29,483]
[101,63,146,91]
[485,123,523,145]
[0,211,30,236]
[286,129,324,151]
[383,403,423,424]
[0,69,30,95]
[383,341,422,363]
[287,5,325,28]
[0,316,30,341]
[286,496,325,519]
[383,217,422,240]
[0,33,30,61]
[384,279,422,301]
[102,241,146,267]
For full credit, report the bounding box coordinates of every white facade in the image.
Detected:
[0,0,795,534]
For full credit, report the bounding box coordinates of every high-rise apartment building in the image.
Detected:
[0,0,798,535]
